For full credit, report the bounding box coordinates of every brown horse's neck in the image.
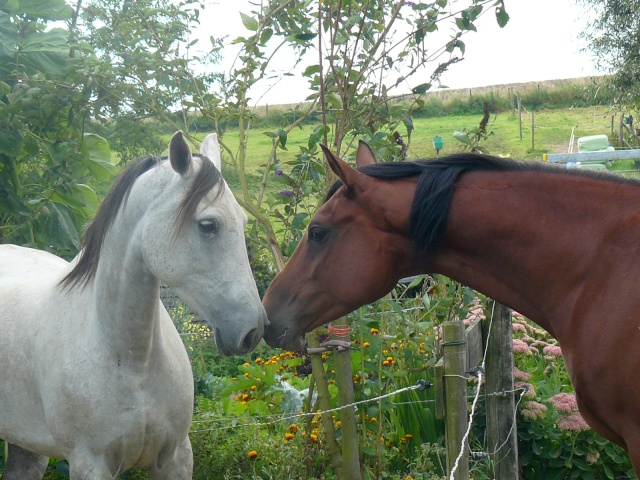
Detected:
[422,169,640,342]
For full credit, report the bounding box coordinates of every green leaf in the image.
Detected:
[411,83,431,95]
[0,10,17,58]
[496,5,510,28]
[248,399,271,416]
[49,202,80,248]
[291,213,308,230]
[293,32,317,41]
[0,127,24,156]
[278,129,287,149]
[80,133,115,180]
[240,12,259,32]
[259,28,273,44]
[19,28,70,77]
[8,0,72,21]
[453,130,472,145]
[327,92,343,109]
[303,64,321,77]
[455,16,476,32]
[403,114,414,137]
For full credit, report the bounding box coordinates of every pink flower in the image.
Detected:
[512,323,526,333]
[513,367,531,381]
[521,401,547,420]
[512,339,531,354]
[557,411,590,432]
[543,345,562,357]
[549,393,578,413]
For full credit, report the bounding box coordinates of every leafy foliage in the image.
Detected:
[0,0,114,255]
[579,0,640,113]
[77,0,222,160]
[511,314,636,480]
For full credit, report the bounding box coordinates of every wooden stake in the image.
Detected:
[443,321,469,480]
[483,304,520,479]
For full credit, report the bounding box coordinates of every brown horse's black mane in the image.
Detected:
[327,153,640,260]
[60,153,222,291]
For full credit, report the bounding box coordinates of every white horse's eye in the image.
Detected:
[198,219,220,235]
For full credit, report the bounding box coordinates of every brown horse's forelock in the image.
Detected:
[326,153,640,260]
[60,154,223,291]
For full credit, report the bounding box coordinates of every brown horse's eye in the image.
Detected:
[308,226,329,243]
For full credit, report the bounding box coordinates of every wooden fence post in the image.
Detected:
[517,95,523,141]
[483,303,519,479]
[531,112,535,150]
[443,321,469,480]
[307,331,343,477]
[332,319,361,480]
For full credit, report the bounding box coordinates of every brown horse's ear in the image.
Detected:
[355,140,377,167]
[320,144,364,191]
[169,131,192,176]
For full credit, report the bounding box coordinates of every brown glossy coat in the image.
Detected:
[263,142,640,471]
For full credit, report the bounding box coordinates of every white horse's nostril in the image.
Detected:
[240,327,261,353]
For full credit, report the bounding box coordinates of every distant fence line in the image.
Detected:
[252,76,602,115]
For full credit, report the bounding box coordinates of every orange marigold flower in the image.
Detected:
[284,433,295,441]
[309,433,319,443]
[382,360,390,367]
[336,421,342,427]
[370,328,379,335]
[243,362,250,367]
[255,357,264,365]
[363,342,371,348]
[289,424,300,433]
[370,417,377,423]
[242,394,250,400]
[248,450,258,459]
[405,434,413,440]
[251,385,257,391]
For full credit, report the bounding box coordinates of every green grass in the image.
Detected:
[213,106,618,178]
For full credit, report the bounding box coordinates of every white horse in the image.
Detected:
[0,131,268,479]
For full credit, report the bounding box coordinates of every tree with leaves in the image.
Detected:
[0,0,115,254]
[216,0,509,269]
[579,0,640,113]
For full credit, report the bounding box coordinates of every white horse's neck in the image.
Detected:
[86,165,173,364]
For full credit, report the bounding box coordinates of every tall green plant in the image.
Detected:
[77,0,222,159]
[211,0,510,270]
[0,0,115,254]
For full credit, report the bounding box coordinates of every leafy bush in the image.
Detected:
[511,314,636,480]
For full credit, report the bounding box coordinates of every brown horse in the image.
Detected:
[262,141,640,471]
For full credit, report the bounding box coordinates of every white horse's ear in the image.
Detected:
[169,131,192,176]
[200,133,222,172]
[355,140,377,167]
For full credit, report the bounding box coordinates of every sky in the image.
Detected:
[198,0,600,106]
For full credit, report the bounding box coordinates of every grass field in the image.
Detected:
[214,106,620,181]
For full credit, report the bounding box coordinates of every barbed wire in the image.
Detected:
[190,380,429,434]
